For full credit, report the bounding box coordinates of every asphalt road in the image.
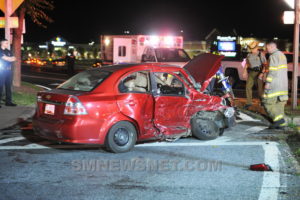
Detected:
[21,65,69,89]
[0,112,299,200]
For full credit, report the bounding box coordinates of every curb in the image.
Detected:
[285,116,300,132]
[18,106,36,121]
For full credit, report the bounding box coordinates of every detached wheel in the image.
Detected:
[105,121,137,153]
[191,118,219,140]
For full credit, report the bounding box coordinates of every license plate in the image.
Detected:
[45,104,55,115]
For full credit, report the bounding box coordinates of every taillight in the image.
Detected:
[64,96,88,115]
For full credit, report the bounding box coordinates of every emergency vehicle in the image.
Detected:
[100,35,191,67]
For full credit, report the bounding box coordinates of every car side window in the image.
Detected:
[154,72,185,96]
[119,71,150,93]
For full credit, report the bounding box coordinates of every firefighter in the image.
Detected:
[263,41,288,129]
[244,41,267,109]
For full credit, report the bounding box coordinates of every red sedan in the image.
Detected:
[33,53,235,153]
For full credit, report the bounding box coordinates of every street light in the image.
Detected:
[286,0,295,9]
[285,0,299,109]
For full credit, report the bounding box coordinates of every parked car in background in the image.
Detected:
[33,53,235,153]
[91,59,102,68]
[52,58,66,67]
[23,58,47,67]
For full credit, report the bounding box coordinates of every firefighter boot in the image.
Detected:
[269,119,286,130]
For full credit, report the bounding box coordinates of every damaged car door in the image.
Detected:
[117,71,158,139]
[152,72,190,137]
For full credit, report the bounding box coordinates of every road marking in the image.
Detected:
[22,74,66,81]
[258,144,280,200]
[136,141,277,147]
[49,83,61,86]
[245,126,267,134]
[238,112,261,122]
[0,141,278,150]
[0,136,26,144]
[0,143,97,150]
[35,84,52,90]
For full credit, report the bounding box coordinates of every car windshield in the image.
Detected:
[155,49,190,62]
[58,70,111,92]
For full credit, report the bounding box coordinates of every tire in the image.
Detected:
[191,118,219,140]
[105,121,137,153]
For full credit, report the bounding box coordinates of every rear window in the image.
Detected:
[58,70,111,91]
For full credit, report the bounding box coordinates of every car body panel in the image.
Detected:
[183,53,224,84]
[116,93,157,139]
[154,95,190,135]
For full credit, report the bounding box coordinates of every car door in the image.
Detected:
[152,72,190,136]
[113,38,132,64]
[116,70,157,139]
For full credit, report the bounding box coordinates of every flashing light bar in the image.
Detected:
[139,35,183,48]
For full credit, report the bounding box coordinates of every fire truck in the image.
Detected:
[100,35,191,67]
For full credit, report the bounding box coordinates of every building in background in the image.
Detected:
[22,34,292,62]
[22,36,100,61]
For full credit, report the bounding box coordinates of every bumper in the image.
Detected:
[224,107,236,128]
[225,115,236,128]
[32,116,106,144]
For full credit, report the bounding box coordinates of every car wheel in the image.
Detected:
[191,118,219,140]
[105,121,137,153]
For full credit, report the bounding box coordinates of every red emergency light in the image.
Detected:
[138,35,183,48]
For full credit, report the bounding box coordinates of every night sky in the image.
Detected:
[8,0,297,43]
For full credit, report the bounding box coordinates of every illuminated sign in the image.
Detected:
[218,41,236,52]
[38,45,48,49]
[51,41,66,46]
[219,52,237,57]
[0,17,19,28]
[217,36,236,41]
[51,37,66,46]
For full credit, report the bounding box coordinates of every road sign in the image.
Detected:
[0,0,24,15]
[0,16,18,28]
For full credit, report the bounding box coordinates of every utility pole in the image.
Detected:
[5,0,12,49]
[292,0,299,109]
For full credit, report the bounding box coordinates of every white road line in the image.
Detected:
[0,136,26,144]
[0,141,278,150]
[245,126,267,134]
[0,143,97,150]
[49,83,61,86]
[35,84,52,90]
[258,144,280,200]
[136,141,277,147]
[238,112,261,122]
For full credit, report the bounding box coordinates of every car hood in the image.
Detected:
[183,53,224,84]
